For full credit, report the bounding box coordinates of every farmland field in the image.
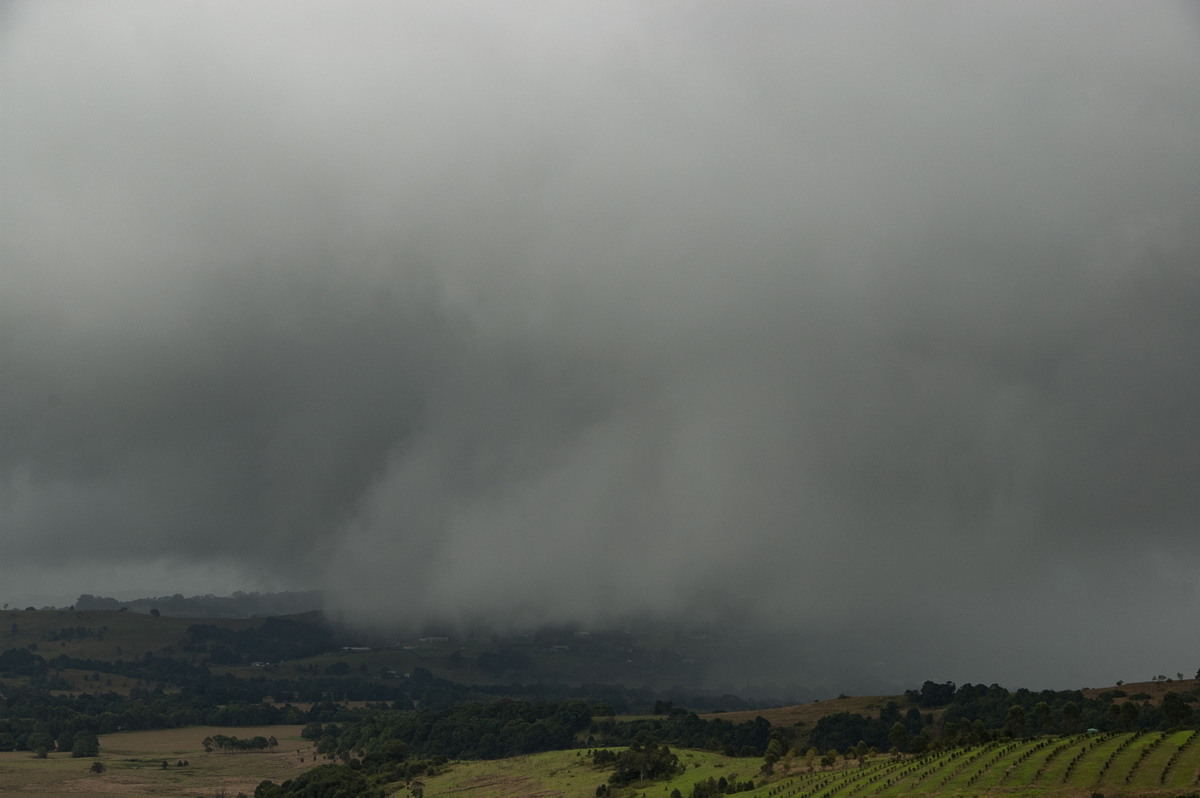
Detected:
[5,727,1200,797]
[0,725,309,797]
[417,732,1200,798]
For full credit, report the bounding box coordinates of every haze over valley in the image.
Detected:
[3,1,1200,694]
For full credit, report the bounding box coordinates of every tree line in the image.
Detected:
[806,680,1200,755]
[202,733,278,753]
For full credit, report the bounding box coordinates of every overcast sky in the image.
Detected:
[2,1,1199,692]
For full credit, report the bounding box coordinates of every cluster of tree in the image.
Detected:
[682,774,758,797]
[590,735,683,785]
[808,701,927,753]
[0,647,46,678]
[253,764,389,798]
[905,680,957,707]
[303,699,593,761]
[809,680,1200,755]
[939,682,1199,741]
[589,711,772,757]
[253,743,443,796]
[293,698,775,778]
[71,731,99,757]
[17,720,98,758]
[0,671,323,751]
[202,733,278,753]
[182,617,338,664]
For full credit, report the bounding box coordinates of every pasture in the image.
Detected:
[0,725,309,797]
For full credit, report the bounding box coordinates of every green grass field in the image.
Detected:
[418,748,760,798]
[413,733,1200,798]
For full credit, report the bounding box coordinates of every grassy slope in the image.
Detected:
[413,733,1200,798]
[418,748,759,798]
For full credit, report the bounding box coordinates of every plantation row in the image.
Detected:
[755,731,1200,798]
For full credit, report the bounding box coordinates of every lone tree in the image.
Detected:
[1032,701,1051,733]
[1163,692,1193,726]
[1062,701,1082,732]
[1004,705,1026,738]
[72,732,99,758]
[889,722,908,753]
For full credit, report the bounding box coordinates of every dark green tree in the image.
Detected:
[1004,705,1026,738]
[763,730,786,768]
[1163,692,1193,727]
[27,724,53,753]
[72,731,99,758]
[1062,701,1082,732]
[1032,701,1051,734]
[889,722,908,752]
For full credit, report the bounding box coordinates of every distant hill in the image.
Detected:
[704,678,1199,728]
[1,607,274,664]
[71,590,323,618]
[0,608,781,709]
[10,603,1195,725]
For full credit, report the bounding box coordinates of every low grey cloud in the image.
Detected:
[2,0,1199,691]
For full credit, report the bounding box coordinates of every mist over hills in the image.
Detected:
[17,593,1190,702]
[4,599,1200,797]
[3,2,1199,693]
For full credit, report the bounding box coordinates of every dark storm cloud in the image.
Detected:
[2,1,1199,689]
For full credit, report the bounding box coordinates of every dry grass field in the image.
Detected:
[700,693,898,727]
[0,725,310,797]
[1081,678,1194,703]
[0,609,262,666]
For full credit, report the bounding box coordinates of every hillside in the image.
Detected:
[0,609,791,708]
[6,607,1195,716]
[6,608,1200,797]
[2,608,265,663]
[404,732,1200,798]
